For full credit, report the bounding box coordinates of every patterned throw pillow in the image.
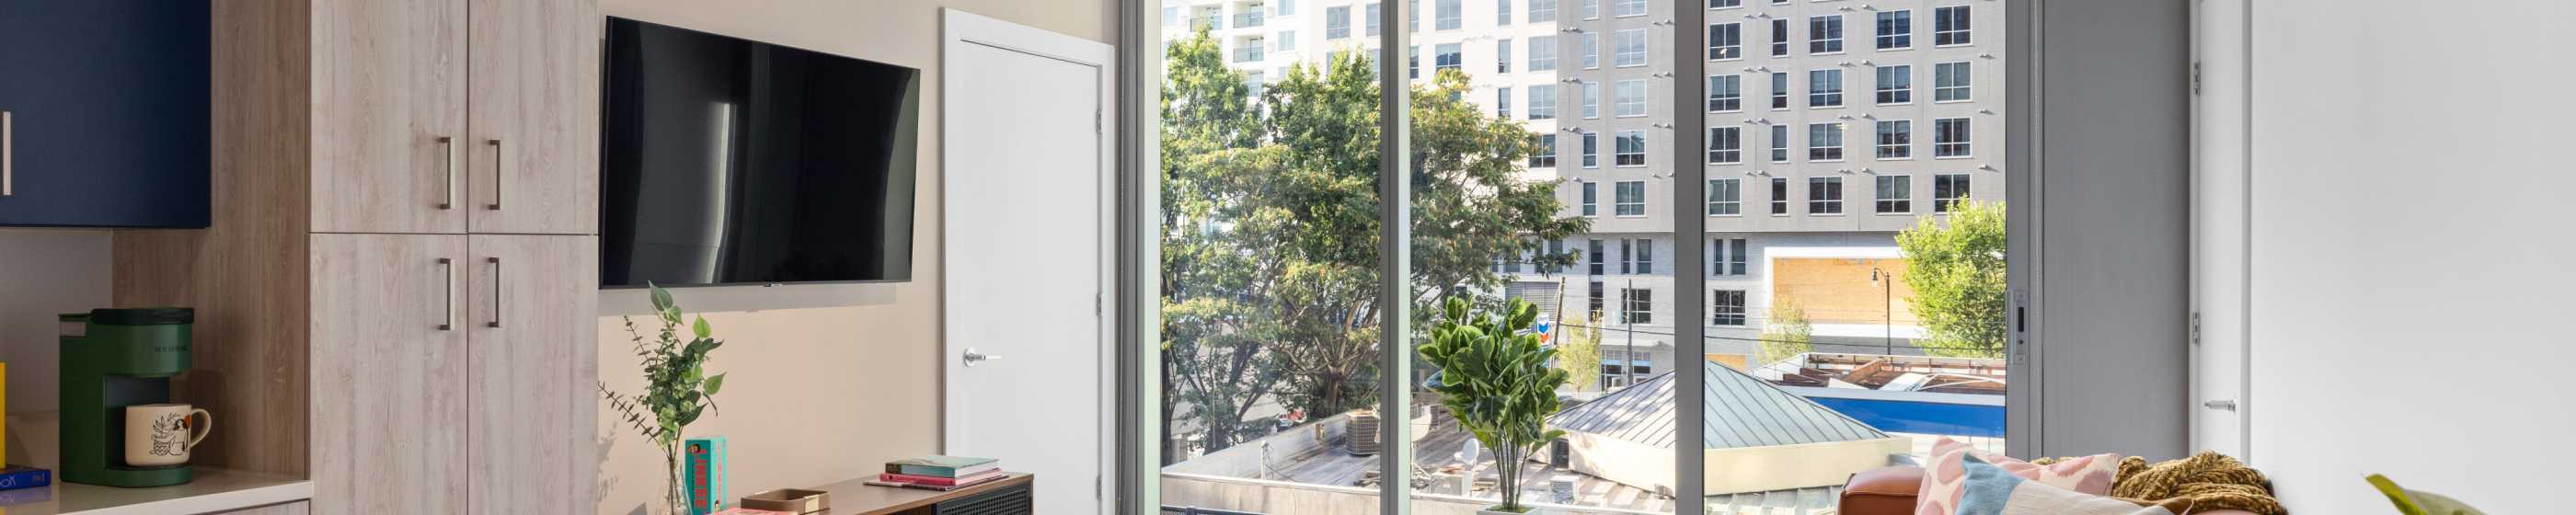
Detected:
[1951,454,2186,515]
[1915,437,2121,515]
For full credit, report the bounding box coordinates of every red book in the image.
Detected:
[877,470,1006,487]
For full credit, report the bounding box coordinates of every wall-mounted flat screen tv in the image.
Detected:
[600,17,920,287]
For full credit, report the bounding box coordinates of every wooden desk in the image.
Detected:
[805,473,1032,515]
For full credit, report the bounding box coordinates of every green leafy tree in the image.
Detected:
[1757,298,1814,365]
[1895,200,2008,358]
[1550,314,1604,392]
[1157,29,1588,456]
[1419,298,1568,513]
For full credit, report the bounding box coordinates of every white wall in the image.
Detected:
[0,230,114,414]
[2248,2,2575,512]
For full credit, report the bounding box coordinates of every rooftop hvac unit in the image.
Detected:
[1551,475,1580,504]
[1347,412,1384,455]
[1550,438,1571,467]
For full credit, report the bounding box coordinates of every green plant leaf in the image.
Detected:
[704,372,727,396]
[693,315,711,339]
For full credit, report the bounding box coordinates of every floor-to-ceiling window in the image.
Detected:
[1150,1,2011,513]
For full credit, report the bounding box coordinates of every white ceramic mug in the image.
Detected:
[124,404,212,467]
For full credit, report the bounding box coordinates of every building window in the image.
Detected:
[1708,178,1742,215]
[1580,82,1600,119]
[1708,74,1742,112]
[1434,43,1462,73]
[1807,69,1844,108]
[1612,29,1647,67]
[1580,34,1600,69]
[1769,177,1789,214]
[1587,241,1606,276]
[1409,0,1420,31]
[1770,18,1790,56]
[1877,10,1913,50]
[1529,35,1558,72]
[1496,87,1513,119]
[1710,0,1742,8]
[1619,238,1652,273]
[1528,84,1558,120]
[1408,45,1420,78]
[1581,132,1600,167]
[1528,132,1556,167]
[1278,30,1297,50]
[1568,182,1598,221]
[1162,6,1179,27]
[1620,288,1653,325]
[1708,127,1742,164]
[1712,290,1747,326]
[1712,238,1748,275]
[1580,0,1599,19]
[1365,3,1380,36]
[1876,64,1912,105]
[1614,80,1647,117]
[1808,122,1844,161]
[1497,39,1512,73]
[1769,72,1790,109]
[1436,0,1462,29]
[1935,62,1972,101]
[1808,177,1845,214]
[1498,0,1512,24]
[1600,349,1628,387]
[1530,0,1557,23]
[1935,118,1972,157]
[1935,173,1971,212]
[1614,0,1647,17]
[1614,180,1646,216]
[1708,23,1742,60]
[1876,120,1912,159]
[1326,6,1351,39]
[1614,132,1648,166]
[1768,124,1790,163]
[1876,175,1913,213]
[1809,15,1844,54]
[1278,0,1296,16]
[1935,6,1971,46]
[1587,280,1605,318]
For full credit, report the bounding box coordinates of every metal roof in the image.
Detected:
[1547,362,1890,449]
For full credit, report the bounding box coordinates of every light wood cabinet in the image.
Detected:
[312,0,600,235]
[212,500,313,515]
[309,234,471,514]
[310,0,470,235]
[467,0,603,235]
[466,235,599,513]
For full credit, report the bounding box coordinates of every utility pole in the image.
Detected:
[1871,267,1892,355]
[1623,278,1636,388]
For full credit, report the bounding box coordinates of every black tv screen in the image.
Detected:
[600,17,920,287]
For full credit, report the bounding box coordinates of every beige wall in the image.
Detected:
[592,2,1113,513]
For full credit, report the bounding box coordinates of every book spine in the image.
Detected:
[880,473,961,486]
[0,469,51,491]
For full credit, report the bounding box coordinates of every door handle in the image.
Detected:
[485,257,502,328]
[437,136,455,210]
[436,258,454,330]
[962,348,1001,367]
[2201,399,2237,411]
[485,139,502,211]
[3,110,13,196]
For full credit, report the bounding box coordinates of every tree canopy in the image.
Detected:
[1895,200,2008,359]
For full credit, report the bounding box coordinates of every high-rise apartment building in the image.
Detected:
[1160,0,2005,373]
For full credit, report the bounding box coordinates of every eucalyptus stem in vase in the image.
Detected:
[600,283,730,515]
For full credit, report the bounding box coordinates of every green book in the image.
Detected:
[884,455,999,478]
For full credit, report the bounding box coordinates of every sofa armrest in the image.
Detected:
[1838,465,1924,515]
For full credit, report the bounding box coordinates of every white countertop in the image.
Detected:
[0,468,311,515]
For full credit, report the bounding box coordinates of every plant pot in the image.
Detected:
[1478,506,1551,515]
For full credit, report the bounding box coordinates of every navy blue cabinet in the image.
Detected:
[0,2,211,228]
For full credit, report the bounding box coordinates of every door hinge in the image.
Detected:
[1095,474,1103,499]
[2190,311,2202,346]
[1096,108,1105,134]
[1096,292,1104,315]
[2191,62,2202,96]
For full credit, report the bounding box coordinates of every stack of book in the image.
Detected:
[867,455,1005,491]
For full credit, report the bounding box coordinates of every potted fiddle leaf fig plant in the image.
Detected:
[1419,297,1569,514]
[599,283,729,515]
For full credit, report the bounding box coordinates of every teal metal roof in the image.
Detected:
[1547,362,1890,449]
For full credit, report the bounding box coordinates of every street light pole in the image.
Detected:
[1871,267,1892,355]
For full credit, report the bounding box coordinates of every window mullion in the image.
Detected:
[1671,1,1708,514]
[1374,0,1412,512]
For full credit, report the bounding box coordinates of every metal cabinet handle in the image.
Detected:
[962,348,1002,367]
[3,110,14,197]
[485,139,502,210]
[2202,400,2238,411]
[436,258,454,330]
[486,257,502,328]
[437,136,455,210]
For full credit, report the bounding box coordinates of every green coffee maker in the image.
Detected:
[59,308,195,487]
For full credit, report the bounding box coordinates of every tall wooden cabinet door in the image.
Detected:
[309,234,471,514]
[466,0,601,235]
[466,235,598,512]
[310,0,469,234]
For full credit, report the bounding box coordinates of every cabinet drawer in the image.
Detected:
[934,481,1032,515]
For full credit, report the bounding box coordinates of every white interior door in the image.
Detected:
[2191,0,2251,459]
[941,9,1115,513]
